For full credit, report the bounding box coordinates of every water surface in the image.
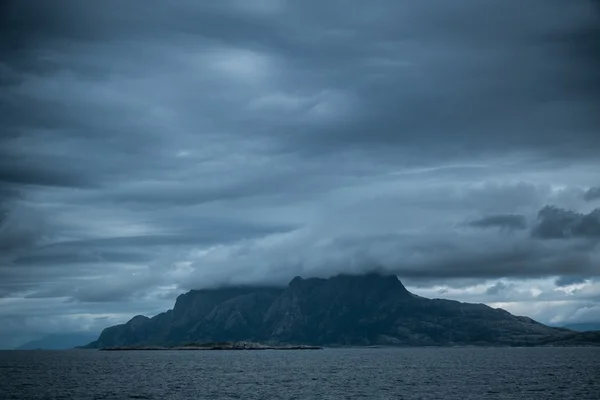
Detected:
[1,347,598,399]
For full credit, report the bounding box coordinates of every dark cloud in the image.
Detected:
[467,214,527,231]
[584,187,600,202]
[1,0,600,346]
[532,206,600,239]
[272,1,600,161]
[0,154,97,188]
[555,276,589,287]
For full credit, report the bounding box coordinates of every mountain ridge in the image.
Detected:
[16,332,99,350]
[85,273,577,348]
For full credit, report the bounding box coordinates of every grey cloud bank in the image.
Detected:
[1,0,600,348]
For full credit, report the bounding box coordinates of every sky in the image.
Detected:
[1,0,599,348]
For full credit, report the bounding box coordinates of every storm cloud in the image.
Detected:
[1,0,600,348]
[532,206,600,239]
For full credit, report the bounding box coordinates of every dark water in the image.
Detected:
[1,348,599,399]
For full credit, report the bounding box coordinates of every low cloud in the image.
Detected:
[467,214,527,231]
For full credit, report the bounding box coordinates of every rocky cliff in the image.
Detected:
[85,273,571,348]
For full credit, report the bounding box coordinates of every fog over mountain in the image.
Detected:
[1,0,600,348]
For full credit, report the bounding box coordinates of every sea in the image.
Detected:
[1,347,599,399]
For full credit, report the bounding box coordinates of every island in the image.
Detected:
[83,273,599,349]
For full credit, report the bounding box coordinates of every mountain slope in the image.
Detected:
[86,287,283,348]
[85,273,570,348]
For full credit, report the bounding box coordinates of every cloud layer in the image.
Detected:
[1,0,600,347]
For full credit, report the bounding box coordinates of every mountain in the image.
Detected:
[85,273,572,348]
[16,332,99,350]
[563,322,600,332]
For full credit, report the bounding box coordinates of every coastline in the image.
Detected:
[99,342,322,351]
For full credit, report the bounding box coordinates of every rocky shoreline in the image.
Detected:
[100,341,322,351]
